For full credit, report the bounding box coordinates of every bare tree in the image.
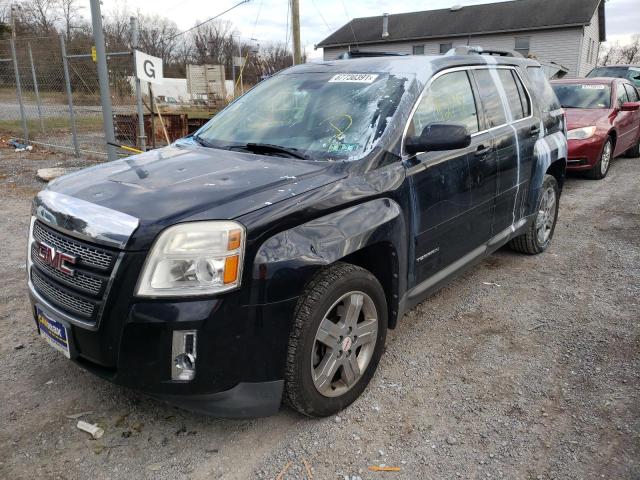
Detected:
[599,35,640,65]
[58,0,83,41]
[23,0,59,34]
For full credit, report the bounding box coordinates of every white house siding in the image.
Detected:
[577,6,600,77]
[322,27,587,77]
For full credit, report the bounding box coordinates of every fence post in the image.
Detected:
[10,38,29,143]
[59,34,80,157]
[130,16,146,151]
[27,42,45,134]
[90,0,117,162]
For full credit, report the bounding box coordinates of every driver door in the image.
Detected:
[406,69,497,287]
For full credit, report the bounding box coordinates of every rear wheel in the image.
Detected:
[284,263,387,417]
[624,138,640,158]
[509,174,560,255]
[587,137,613,179]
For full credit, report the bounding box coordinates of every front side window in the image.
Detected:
[551,83,611,109]
[408,70,479,137]
[413,45,425,55]
[439,43,453,54]
[515,36,530,56]
[473,69,507,127]
[196,72,408,161]
[616,83,629,106]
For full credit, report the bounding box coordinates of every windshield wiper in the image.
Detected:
[192,134,216,148]
[229,143,308,160]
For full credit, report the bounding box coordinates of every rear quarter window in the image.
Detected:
[526,66,561,112]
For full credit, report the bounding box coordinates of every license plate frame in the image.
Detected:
[36,307,71,358]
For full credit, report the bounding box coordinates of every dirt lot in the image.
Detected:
[0,145,638,480]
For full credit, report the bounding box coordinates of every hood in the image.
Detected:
[564,108,614,130]
[45,142,345,245]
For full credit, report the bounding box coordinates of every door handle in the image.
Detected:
[530,125,540,135]
[475,145,492,158]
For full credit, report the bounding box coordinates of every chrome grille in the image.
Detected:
[30,220,120,325]
[31,244,105,296]
[31,270,96,318]
[32,221,115,271]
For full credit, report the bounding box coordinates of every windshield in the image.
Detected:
[551,83,611,109]
[587,66,640,82]
[196,72,408,161]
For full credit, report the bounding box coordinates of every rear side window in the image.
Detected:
[526,66,561,112]
[409,70,479,136]
[495,69,531,120]
[473,69,507,127]
[624,83,640,102]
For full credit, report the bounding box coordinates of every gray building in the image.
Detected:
[317,0,605,78]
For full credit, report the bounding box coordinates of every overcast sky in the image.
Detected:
[111,0,640,59]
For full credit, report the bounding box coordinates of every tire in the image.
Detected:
[284,262,387,417]
[509,174,560,255]
[587,137,613,179]
[624,138,640,158]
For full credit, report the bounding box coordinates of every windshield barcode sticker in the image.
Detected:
[328,74,379,83]
[581,85,606,89]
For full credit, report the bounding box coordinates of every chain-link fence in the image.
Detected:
[0,34,142,158]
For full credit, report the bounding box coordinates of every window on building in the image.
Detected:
[587,40,592,64]
[439,43,453,54]
[514,36,530,56]
[409,70,479,136]
[413,45,425,55]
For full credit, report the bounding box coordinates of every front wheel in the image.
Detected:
[284,263,387,417]
[509,174,560,255]
[588,137,613,179]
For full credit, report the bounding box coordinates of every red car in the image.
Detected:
[551,78,640,179]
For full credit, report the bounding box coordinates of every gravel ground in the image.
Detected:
[0,144,638,480]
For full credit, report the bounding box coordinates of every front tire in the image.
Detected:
[284,262,387,417]
[588,137,613,179]
[509,174,560,255]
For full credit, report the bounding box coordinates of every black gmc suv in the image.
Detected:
[27,52,567,418]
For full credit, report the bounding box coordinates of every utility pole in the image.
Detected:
[89,0,117,161]
[291,0,301,65]
[10,4,17,38]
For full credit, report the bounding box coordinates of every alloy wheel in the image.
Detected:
[600,141,612,176]
[536,185,556,245]
[311,291,378,397]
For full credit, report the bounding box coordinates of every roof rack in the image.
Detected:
[335,50,408,60]
[445,46,524,58]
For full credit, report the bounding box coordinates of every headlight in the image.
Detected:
[136,221,245,297]
[567,126,596,140]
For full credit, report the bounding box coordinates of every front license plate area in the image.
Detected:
[36,307,71,358]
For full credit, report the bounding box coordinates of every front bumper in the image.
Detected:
[566,136,605,171]
[28,278,298,418]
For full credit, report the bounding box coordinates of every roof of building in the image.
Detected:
[317,0,605,48]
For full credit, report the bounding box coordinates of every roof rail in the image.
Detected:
[445,46,524,58]
[335,50,408,60]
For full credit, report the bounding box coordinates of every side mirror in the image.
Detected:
[405,123,471,155]
[620,101,640,112]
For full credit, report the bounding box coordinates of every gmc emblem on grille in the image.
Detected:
[36,241,76,276]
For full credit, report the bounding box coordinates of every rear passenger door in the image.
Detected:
[406,69,496,286]
[471,67,537,236]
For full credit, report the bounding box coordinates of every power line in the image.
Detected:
[166,0,251,40]
[339,0,358,47]
[310,0,332,33]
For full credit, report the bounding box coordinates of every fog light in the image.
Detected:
[172,330,197,381]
